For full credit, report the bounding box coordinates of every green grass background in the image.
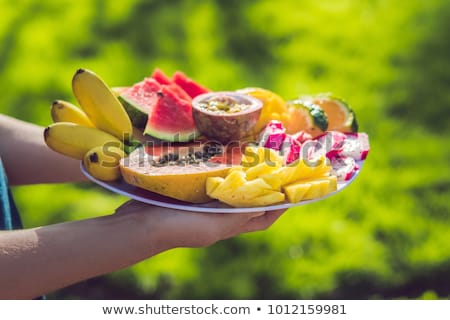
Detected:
[1,0,449,299]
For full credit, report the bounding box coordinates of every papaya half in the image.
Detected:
[119,145,237,203]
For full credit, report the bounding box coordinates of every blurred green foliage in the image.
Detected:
[1,0,449,299]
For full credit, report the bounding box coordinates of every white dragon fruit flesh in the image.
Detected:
[340,132,370,160]
[330,155,359,181]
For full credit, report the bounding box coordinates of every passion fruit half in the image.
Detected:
[192,92,263,144]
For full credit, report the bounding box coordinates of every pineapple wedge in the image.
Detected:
[235,178,273,199]
[207,170,246,199]
[302,180,331,200]
[219,190,285,208]
[283,175,338,203]
[284,182,311,203]
[206,147,338,207]
[206,177,225,196]
[242,146,283,168]
[245,161,281,180]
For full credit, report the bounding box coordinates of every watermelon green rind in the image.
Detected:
[144,125,200,142]
[118,94,148,129]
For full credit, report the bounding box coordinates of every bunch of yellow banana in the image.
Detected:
[44,68,134,181]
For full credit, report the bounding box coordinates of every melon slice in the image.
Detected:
[151,68,172,85]
[151,68,192,102]
[119,78,162,128]
[144,86,199,142]
[120,147,230,203]
[309,94,358,133]
[172,71,210,98]
[285,100,329,137]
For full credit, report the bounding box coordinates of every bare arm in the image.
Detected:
[0,114,86,185]
[0,201,284,299]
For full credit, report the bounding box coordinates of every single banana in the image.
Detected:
[51,99,95,127]
[83,145,125,181]
[44,122,123,160]
[72,68,133,142]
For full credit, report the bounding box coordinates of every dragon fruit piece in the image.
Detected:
[258,120,287,151]
[291,130,313,144]
[280,135,301,165]
[341,132,370,160]
[330,155,358,181]
[314,131,347,158]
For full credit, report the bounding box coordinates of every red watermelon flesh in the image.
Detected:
[151,68,172,85]
[119,78,162,128]
[172,71,210,98]
[165,83,192,102]
[144,86,199,142]
[151,68,192,102]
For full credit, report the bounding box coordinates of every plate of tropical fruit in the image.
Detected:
[44,68,369,213]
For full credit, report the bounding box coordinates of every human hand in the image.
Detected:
[115,200,286,250]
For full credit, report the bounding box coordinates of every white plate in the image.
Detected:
[81,161,363,213]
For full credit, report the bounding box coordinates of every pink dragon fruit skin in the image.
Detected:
[291,130,313,144]
[259,120,287,151]
[281,135,302,165]
[314,131,347,158]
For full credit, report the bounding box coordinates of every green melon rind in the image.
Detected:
[308,103,329,132]
[118,95,149,129]
[316,93,359,132]
[144,125,200,142]
[334,98,358,132]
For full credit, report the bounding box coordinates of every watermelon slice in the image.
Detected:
[144,86,199,142]
[119,78,162,128]
[165,83,192,102]
[151,68,192,102]
[172,71,210,98]
[151,68,172,85]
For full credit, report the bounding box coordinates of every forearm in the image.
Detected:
[0,211,163,299]
[0,114,86,185]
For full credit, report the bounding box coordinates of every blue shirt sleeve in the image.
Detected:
[0,158,23,230]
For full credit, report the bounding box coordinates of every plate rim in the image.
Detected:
[80,161,363,213]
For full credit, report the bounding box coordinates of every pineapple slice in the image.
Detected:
[302,180,331,200]
[235,178,273,199]
[259,173,282,190]
[221,190,285,208]
[207,146,337,207]
[245,161,281,180]
[206,177,225,196]
[284,182,311,203]
[270,156,331,187]
[242,146,283,168]
[208,170,246,199]
[283,175,337,203]
[248,191,285,207]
